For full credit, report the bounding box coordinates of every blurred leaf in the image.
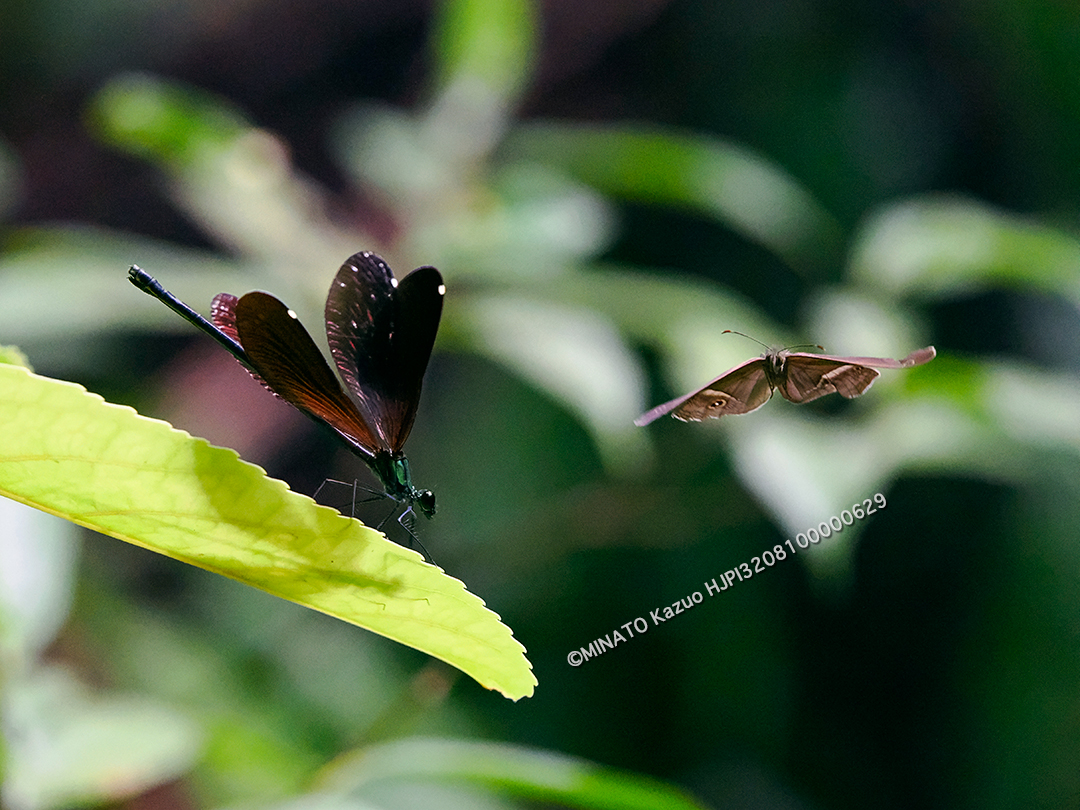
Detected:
[724,397,967,582]
[332,0,538,232]
[0,345,31,369]
[408,163,616,278]
[2,666,201,810]
[0,226,240,344]
[850,194,1080,304]
[90,74,362,265]
[804,288,934,361]
[79,591,334,800]
[333,106,616,277]
[546,267,786,405]
[0,500,79,666]
[88,72,245,165]
[430,0,537,115]
[454,292,650,475]
[332,103,464,203]
[0,364,535,700]
[321,737,709,810]
[503,123,842,273]
[979,359,1080,457]
[246,796,386,810]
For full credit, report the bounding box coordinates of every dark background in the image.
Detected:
[3,0,1080,808]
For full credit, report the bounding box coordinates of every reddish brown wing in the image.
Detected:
[325,252,444,453]
[778,346,936,403]
[211,293,277,398]
[634,358,774,426]
[232,291,384,459]
[210,294,240,343]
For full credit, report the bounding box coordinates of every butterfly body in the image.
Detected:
[130,251,443,519]
[636,345,935,426]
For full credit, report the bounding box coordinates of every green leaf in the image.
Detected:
[322,737,709,810]
[503,123,842,274]
[431,0,537,110]
[88,72,246,166]
[3,666,202,810]
[454,292,651,475]
[0,364,535,700]
[0,344,31,369]
[0,226,243,346]
[849,194,1080,303]
[89,75,364,265]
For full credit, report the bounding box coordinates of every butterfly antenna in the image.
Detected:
[723,330,825,353]
[722,330,771,350]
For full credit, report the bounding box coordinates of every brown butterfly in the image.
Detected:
[635,336,935,426]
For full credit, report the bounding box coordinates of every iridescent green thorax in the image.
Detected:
[370,451,436,518]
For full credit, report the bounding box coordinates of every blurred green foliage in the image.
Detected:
[2,0,1080,807]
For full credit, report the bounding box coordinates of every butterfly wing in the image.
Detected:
[231,290,382,458]
[823,346,937,369]
[635,358,773,425]
[325,252,444,453]
[778,346,936,403]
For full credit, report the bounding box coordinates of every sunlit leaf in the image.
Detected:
[0,364,535,700]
